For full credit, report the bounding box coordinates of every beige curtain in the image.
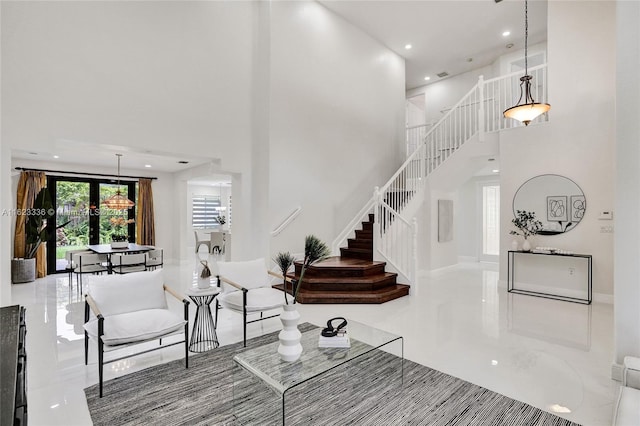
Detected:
[14,171,47,278]
[136,178,156,246]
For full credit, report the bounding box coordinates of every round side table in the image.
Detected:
[186,286,221,353]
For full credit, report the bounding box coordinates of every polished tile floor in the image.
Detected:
[10,256,617,426]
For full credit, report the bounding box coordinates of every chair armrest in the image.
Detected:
[217,275,247,292]
[85,294,103,320]
[268,270,294,283]
[163,284,189,304]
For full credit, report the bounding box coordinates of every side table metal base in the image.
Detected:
[188,293,219,353]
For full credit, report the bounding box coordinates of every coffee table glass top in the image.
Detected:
[233,319,402,395]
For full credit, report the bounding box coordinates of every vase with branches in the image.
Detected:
[274,251,295,304]
[510,210,543,251]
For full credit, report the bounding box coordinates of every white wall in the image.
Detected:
[499,2,615,300]
[614,1,640,364]
[268,1,405,255]
[406,65,492,127]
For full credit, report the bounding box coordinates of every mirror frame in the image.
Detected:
[512,174,586,235]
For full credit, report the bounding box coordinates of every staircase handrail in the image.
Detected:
[271,205,302,237]
[331,195,376,254]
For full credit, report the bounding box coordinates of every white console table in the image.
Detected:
[507,250,592,305]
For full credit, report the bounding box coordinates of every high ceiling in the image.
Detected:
[11,1,548,172]
[320,0,548,90]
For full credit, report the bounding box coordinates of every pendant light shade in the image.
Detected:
[102,154,135,210]
[503,0,550,126]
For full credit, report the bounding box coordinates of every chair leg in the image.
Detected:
[98,339,104,398]
[243,291,248,347]
[84,332,89,365]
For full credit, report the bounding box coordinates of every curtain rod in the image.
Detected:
[14,167,158,180]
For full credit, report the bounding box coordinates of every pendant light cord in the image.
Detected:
[524,0,528,76]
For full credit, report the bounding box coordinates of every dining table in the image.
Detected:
[86,243,152,273]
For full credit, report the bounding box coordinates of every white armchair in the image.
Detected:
[614,356,640,426]
[216,258,294,346]
[83,270,189,397]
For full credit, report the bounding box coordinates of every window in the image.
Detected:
[482,185,500,257]
[192,195,221,228]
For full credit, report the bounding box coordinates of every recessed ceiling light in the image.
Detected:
[144,164,152,168]
[424,76,431,81]
[488,158,495,162]
[492,169,500,173]
[502,31,511,37]
[467,58,473,63]
[506,43,514,49]
[491,360,499,366]
[404,44,412,50]
[53,155,60,159]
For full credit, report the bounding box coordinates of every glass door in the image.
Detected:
[51,179,91,273]
[47,176,136,273]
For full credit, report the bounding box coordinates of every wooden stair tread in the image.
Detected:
[299,272,397,284]
[298,256,384,269]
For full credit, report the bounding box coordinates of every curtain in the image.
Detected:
[136,178,155,246]
[14,171,47,277]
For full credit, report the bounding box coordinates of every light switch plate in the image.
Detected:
[599,211,613,220]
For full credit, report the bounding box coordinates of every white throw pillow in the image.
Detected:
[83,309,185,346]
[217,258,269,291]
[87,269,168,316]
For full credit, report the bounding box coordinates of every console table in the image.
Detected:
[507,250,592,305]
[0,305,27,426]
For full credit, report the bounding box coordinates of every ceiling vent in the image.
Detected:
[437,71,449,78]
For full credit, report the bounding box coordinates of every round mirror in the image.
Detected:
[513,174,586,235]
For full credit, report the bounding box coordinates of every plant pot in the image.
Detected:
[198,276,212,289]
[277,304,302,362]
[11,258,36,284]
[111,241,129,249]
[522,239,532,252]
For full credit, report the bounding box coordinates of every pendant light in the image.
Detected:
[503,0,550,126]
[102,154,135,210]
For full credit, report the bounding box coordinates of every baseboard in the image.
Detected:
[593,293,614,304]
[612,363,624,382]
[426,263,461,276]
[458,256,478,263]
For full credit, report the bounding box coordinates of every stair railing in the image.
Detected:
[335,64,549,285]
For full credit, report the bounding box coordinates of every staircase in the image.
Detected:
[333,64,549,286]
[288,214,410,304]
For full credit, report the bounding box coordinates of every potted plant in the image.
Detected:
[510,210,543,251]
[109,216,134,248]
[215,215,226,230]
[12,187,56,283]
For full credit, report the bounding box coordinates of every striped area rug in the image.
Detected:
[85,324,580,425]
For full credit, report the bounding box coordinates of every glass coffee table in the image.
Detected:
[232,319,403,425]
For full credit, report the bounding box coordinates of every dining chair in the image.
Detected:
[216,258,294,346]
[194,231,212,253]
[75,253,109,293]
[145,248,164,270]
[209,232,225,254]
[112,253,147,274]
[65,249,92,290]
